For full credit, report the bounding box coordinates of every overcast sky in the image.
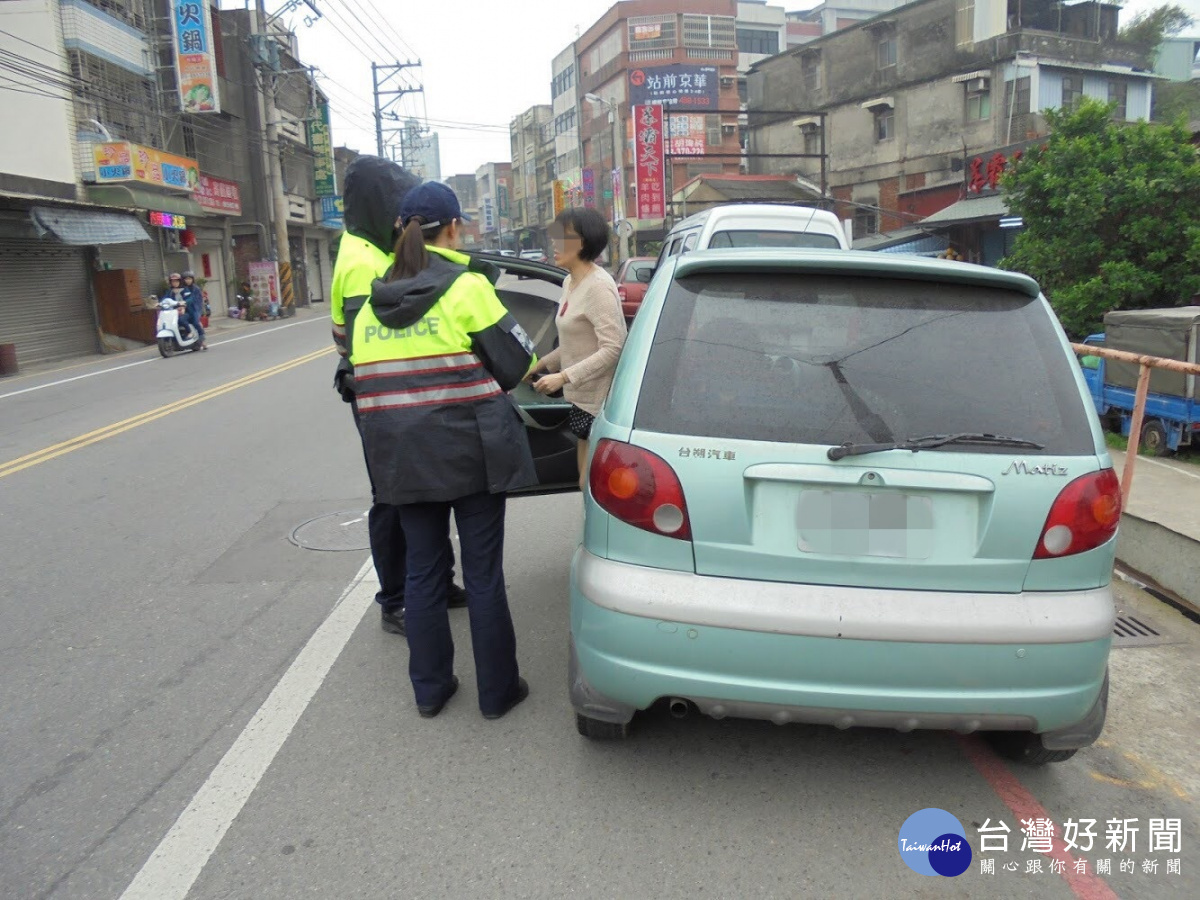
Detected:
[223,0,1198,178]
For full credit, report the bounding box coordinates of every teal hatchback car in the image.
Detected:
[569,250,1120,765]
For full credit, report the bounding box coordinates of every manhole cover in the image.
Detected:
[1112,613,1179,649]
[289,510,370,552]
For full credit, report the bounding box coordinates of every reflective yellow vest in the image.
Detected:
[331,233,392,356]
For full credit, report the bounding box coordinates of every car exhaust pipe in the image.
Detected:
[668,698,690,719]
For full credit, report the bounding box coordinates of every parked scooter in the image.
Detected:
[154,296,203,357]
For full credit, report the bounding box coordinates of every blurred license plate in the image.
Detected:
[796,490,934,559]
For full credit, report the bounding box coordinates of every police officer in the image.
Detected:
[331,156,466,635]
[356,181,535,720]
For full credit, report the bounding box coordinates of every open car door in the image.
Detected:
[468,252,578,494]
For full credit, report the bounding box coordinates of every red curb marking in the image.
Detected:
[957,735,1121,900]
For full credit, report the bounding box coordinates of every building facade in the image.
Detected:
[0,0,337,368]
[509,104,553,252]
[474,161,513,252]
[747,0,1154,261]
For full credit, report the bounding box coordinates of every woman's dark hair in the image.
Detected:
[552,207,609,263]
[389,216,449,281]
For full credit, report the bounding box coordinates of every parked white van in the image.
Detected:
[655,204,849,270]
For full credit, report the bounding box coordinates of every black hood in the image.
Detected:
[371,254,501,329]
[343,156,421,254]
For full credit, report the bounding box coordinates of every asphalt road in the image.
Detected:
[1,313,1196,899]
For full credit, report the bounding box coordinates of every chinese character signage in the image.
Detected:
[634,104,665,221]
[308,102,336,198]
[969,151,1022,193]
[320,196,344,230]
[483,197,496,233]
[552,180,566,216]
[149,211,187,230]
[631,23,662,42]
[666,115,708,156]
[629,65,719,108]
[195,174,242,215]
[582,168,596,208]
[91,142,199,192]
[171,1,221,114]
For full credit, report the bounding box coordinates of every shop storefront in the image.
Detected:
[190,174,243,315]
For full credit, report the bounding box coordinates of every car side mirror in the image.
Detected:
[637,269,654,284]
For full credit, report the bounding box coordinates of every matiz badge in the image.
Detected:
[1003,461,1069,476]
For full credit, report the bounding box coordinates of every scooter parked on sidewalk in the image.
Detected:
[154,296,204,358]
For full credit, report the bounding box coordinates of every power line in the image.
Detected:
[357,0,420,61]
[327,0,399,64]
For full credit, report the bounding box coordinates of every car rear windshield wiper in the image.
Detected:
[827,433,1046,461]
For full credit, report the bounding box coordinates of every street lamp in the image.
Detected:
[584,93,629,265]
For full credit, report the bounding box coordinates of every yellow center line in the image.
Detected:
[0,347,332,480]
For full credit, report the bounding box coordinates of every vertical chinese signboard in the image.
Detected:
[634,104,665,221]
[172,1,221,114]
[582,168,596,208]
[309,102,336,197]
[552,180,566,216]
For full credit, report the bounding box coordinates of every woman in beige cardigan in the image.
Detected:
[530,208,628,488]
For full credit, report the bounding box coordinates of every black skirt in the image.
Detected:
[568,405,595,440]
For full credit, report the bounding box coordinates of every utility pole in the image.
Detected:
[372,62,423,161]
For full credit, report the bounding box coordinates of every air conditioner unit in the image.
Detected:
[721,123,737,133]
[966,77,989,93]
[720,75,735,87]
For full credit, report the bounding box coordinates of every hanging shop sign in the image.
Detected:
[149,211,187,229]
[582,168,596,208]
[320,196,345,229]
[552,180,566,216]
[309,102,337,197]
[629,65,719,109]
[634,104,665,220]
[172,1,221,113]
[91,141,199,191]
[194,174,242,215]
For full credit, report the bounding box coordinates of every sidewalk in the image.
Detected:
[1109,449,1200,611]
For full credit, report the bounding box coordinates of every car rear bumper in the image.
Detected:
[569,550,1112,742]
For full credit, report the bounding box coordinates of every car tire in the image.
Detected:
[985,731,1078,765]
[575,713,630,740]
[1140,420,1171,457]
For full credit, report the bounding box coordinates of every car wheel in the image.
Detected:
[575,713,630,740]
[985,731,1078,765]
[1140,420,1171,457]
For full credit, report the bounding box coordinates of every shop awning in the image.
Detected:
[853,226,949,256]
[85,184,206,217]
[30,206,151,245]
[919,194,1009,227]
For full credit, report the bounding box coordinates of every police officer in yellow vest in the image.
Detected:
[355,180,536,720]
[331,157,466,637]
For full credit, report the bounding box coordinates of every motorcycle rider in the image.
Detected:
[180,271,207,350]
[331,156,467,634]
[159,273,192,338]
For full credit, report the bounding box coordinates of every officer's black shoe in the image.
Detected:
[418,676,459,718]
[483,677,529,720]
[447,583,469,609]
[381,608,406,635]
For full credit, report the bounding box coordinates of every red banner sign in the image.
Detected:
[195,174,242,215]
[634,104,665,221]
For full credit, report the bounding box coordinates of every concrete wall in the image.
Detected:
[0,0,80,197]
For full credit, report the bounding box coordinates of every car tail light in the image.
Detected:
[1034,469,1122,559]
[617,285,627,301]
[589,439,691,540]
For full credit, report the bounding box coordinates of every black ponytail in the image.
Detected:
[389,216,450,281]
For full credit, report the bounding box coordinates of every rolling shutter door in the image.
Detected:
[0,240,95,366]
[98,240,162,300]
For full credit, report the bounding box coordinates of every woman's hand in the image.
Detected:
[533,372,567,395]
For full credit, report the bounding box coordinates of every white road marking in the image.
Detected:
[118,557,377,900]
[1138,455,1200,481]
[0,316,329,401]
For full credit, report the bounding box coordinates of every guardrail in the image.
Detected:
[1070,343,1200,502]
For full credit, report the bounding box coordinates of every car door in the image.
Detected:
[468,251,578,494]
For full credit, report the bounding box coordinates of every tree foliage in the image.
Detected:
[1116,4,1194,64]
[1153,80,1200,124]
[1000,99,1200,337]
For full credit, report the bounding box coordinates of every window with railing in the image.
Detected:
[854,206,879,236]
[955,0,975,48]
[682,14,736,51]
[628,14,677,51]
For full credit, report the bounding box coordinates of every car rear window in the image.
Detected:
[633,273,1093,455]
[708,230,842,250]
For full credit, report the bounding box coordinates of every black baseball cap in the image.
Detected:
[400,181,472,229]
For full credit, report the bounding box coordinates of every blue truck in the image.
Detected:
[1079,307,1200,456]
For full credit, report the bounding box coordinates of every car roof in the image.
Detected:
[669,249,1042,298]
[669,204,838,232]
